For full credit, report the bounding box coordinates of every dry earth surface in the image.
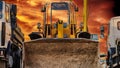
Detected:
[24,41,98,68]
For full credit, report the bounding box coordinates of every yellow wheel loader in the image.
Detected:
[25,1,99,68]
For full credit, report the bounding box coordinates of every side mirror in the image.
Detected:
[75,6,79,12]
[100,25,105,38]
[37,23,41,32]
[37,23,41,29]
[41,6,46,12]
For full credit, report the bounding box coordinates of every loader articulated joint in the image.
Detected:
[77,32,90,39]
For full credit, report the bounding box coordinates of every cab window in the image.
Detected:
[5,5,9,22]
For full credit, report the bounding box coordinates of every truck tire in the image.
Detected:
[5,43,23,68]
[11,45,22,68]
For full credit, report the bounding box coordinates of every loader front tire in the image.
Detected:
[77,32,91,39]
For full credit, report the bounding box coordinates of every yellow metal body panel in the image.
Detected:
[51,24,71,38]
[51,23,76,38]
[70,35,75,38]
[58,21,63,38]
[83,0,88,32]
[70,24,75,38]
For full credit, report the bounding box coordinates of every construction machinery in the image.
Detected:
[100,16,120,68]
[0,1,24,68]
[25,0,98,68]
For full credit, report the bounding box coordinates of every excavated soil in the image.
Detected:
[24,40,98,68]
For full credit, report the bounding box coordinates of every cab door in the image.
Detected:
[0,2,6,48]
[108,18,120,48]
[4,4,11,48]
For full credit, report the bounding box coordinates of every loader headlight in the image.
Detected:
[90,34,98,41]
[63,23,67,28]
[99,60,106,65]
[54,24,57,28]
[64,34,68,38]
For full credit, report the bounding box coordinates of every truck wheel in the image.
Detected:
[5,51,19,68]
[12,48,21,68]
[6,44,22,68]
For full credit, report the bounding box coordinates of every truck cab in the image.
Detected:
[107,16,120,68]
[0,1,24,68]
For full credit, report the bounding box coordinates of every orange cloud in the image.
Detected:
[4,0,115,54]
[4,0,114,42]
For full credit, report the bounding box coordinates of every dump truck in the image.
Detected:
[106,17,120,68]
[100,16,120,68]
[24,1,99,68]
[0,1,24,68]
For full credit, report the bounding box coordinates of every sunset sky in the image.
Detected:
[4,0,116,53]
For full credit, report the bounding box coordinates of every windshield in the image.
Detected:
[51,2,68,10]
[51,2,69,24]
[0,1,3,19]
[52,10,68,23]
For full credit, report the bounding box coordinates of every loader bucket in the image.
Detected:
[24,38,98,68]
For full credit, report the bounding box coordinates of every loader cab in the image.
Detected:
[50,2,70,24]
[41,1,78,38]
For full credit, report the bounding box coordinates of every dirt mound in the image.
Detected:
[24,39,98,68]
